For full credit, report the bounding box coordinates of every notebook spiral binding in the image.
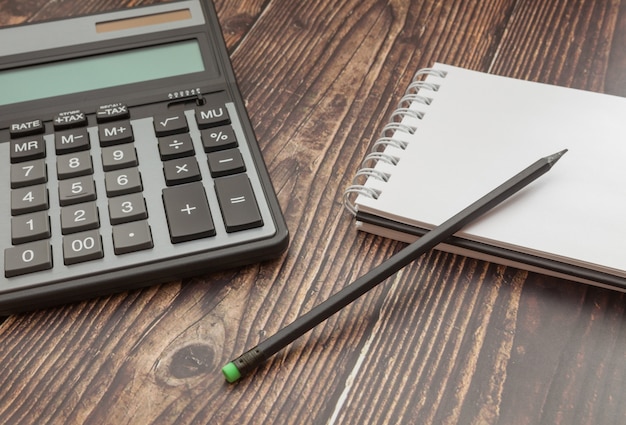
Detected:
[343,67,448,215]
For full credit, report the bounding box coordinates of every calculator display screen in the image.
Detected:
[0,40,206,107]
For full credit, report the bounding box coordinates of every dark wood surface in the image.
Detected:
[2,0,626,423]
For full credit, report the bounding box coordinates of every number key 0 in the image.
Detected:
[4,240,53,277]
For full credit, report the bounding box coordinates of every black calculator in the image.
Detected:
[0,0,289,314]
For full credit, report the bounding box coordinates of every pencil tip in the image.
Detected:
[546,149,568,167]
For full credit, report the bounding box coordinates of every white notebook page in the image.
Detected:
[356,63,626,277]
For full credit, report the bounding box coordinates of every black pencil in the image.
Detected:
[222,149,568,383]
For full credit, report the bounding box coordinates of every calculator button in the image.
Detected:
[214,174,263,232]
[4,240,53,278]
[62,230,103,265]
[55,128,90,154]
[58,176,97,206]
[10,135,46,164]
[104,168,143,197]
[112,221,153,254]
[195,104,231,129]
[60,202,100,235]
[207,148,246,178]
[98,120,134,146]
[96,103,129,123]
[57,151,93,180]
[162,182,216,243]
[11,159,47,189]
[153,113,189,137]
[101,144,138,171]
[53,110,87,130]
[163,157,201,186]
[158,133,195,160]
[201,125,238,152]
[108,193,148,225]
[11,185,49,216]
[11,211,51,244]
[10,119,44,139]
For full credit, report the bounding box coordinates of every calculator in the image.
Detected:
[0,0,288,314]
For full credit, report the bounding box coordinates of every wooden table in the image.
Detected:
[2,1,626,423]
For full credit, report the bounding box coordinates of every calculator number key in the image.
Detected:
[58,176,97,206]
[4,240,53,278]
[105,168,143,197]
[57,151,93,180]
[101,145,138,171]
[60,202,100,235]
[62,230,103,265]
[11,184,49,216]
[11,159,47,188]
[11,211,51,244]
[108,193,148,225]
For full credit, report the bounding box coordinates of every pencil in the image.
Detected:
[222,149,568,383]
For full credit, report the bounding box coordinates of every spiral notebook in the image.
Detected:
[344,63,626,290]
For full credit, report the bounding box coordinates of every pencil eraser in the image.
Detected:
[222,362,242,383]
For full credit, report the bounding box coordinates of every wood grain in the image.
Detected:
[1,0,626,424]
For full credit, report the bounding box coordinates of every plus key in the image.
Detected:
[162,182,215,243]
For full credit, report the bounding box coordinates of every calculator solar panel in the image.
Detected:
[0,0,288,314]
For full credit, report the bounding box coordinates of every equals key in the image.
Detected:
[214,174,263,232]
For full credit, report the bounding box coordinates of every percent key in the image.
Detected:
[201,125,238,152]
